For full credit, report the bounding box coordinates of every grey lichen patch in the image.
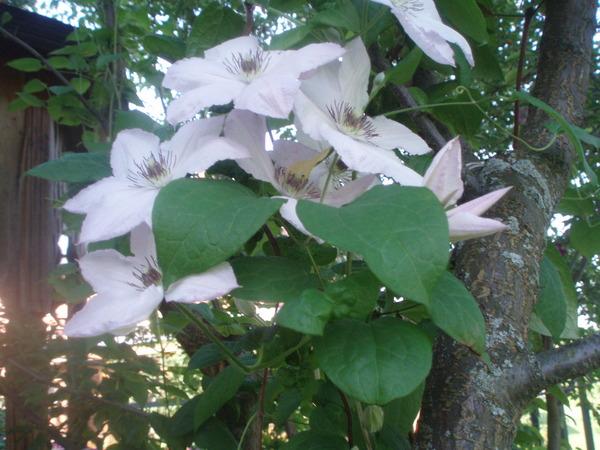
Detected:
[513,159,552,212]
[506,216,520,234]
[502,251,525,268]
[480,159,512,188]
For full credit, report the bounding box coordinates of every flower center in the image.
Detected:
[390,0,425,13]
[275,166,321,199]
[223,49,271,82]
[326,100,378,140]
[128,150,176,188]
[129,257,162,291]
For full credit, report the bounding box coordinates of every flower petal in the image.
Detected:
[271,42,345,78]
[79,249,138,295]
[130,223,157,261]
[204,36,261,63]
[278,196,322,241]
[324,175,378,207]
[166,82,243,125]
[447,212,507,242]
[235,73,301,118]
[298,61,342,115]
[110,129,161,180]
[293,91,337,141]
[165,262,239,303]
[63,177,122,214]
[320,125,424,186]
[370,115,431,154]
[163,57,232,90]
[75,179,158,243]
[64,285,164,337]
[423,137,464,206]
[339,37,370,111]
[224,110,277,184]
[271,140,321,168]
[448,187,511,218]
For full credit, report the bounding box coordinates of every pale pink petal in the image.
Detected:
[166,82,244,125]
[423,137,464,206]
[204,36,261,63]
[293,91,337,140]
[64,285,164,337]
[278,196,321,241]
[271,141,320,168]
[320,125,424,186]
[162,57,232,90]
[235,73,301,118]
[271,42,345,78]
[448,187,511,218]
[130,223,157,261]
[78,249,138,295]
[110,129,161,180]
[447,212,508,242]
[324,175,378,207]
[76,181,158,243]
[224,110,277,184]
[298,62,341,115]
[339,37,370,111]
[165,262,239,303]
[370,115,431,154]
[369,0,393,7]
[63,177,123,214]
[176,137,250,178]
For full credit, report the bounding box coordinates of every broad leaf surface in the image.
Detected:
[276,289,333,335]
[534,256,568,339]
[193,366,245,429]
[28,152,110,183]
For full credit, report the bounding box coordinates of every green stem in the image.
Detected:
[174,303,251,373]
[320,154,339,203]
[236,411,257,450]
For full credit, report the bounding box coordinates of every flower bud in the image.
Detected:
[364,405,385,433]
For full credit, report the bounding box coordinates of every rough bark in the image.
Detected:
[415,1,597,448]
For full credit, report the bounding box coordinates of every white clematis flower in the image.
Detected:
[163,36,345,124]
[294,37,430,186]
[64,224,239,337]
[224,110,377,236]
[63,116,248,244]
[422,138,511,241]
[370,0,474,67]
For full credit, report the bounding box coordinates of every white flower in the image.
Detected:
[370,0,474,67]
[294,37,430,186]
[63,116,248,244]
[224,110,377,236]
[64,224,239,337]
[163,36,344,124]
[422,138,510,241]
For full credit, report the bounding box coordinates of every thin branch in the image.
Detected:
[243,2,255,36]
[337,389,354,448]
[0,25,109,134]
[369,44,448,151]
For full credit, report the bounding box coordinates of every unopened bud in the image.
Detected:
[364,405,384,433]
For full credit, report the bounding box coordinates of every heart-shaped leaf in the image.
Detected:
[315,318,432,404]
[153,179,283,287]
[297,185,449,305]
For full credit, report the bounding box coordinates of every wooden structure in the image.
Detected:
[0,5,78,449]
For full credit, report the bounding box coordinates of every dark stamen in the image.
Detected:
[127,150,176,187]
[326,100,378,140]
[223,49,271,78]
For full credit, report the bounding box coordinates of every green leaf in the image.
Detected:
[231,256,319,303]
[312,0,360,32]
[436,0,488,43]
[188,342,240,370]
[327,270,381,320]
[27,152,111,183]
[570,220,600,258]
[383,383,424,435]
[48,263,93,304]
[23,79,46,94]
[472,44,504,83]
[194,418,238,450]
[534,257,567,340]
[283,431,348,450]
[7,57,42,72]
[315,318,432,404]
[270,25,313,50]
[153,179,284,287]
[70,77,90,94]
[429,272,486,354]
[143,34,186,62]
[17,92,44,107]
[387,47,423,86]
[545,246,579,339]
[276,289,334,335]
[187,5,245,56]
[114,110,160,133]
[558,188,595,218]
[297,185,449,305]
[514,91,598,186]
[193,366,245,429]
[47,56,72,69]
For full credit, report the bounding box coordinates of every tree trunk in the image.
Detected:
[415,1,597,448]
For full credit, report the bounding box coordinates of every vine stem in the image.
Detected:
[174,303,251,373]
[338,389,354,448]
[0,25,109,134]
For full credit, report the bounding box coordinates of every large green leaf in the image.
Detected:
[327,270,381,320]
[276,289,334,335]
[570,220,600,258]
[312,0,360,32]
[429,272,486,354]
[194,366,246,429]
[27,152,111,183]
[231,256,319,302]
[143,34,186,62]
[187,4,245,56]
[297,185,449,305]
[153,179,284,287]
[283,431,348,450]
[315,318,432,404]
[383,383,424,436]
[194,418,237,450]
[534,257,567,340]
[387,47,423,86]
[436,0,488,43]
[7,57,43,72]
